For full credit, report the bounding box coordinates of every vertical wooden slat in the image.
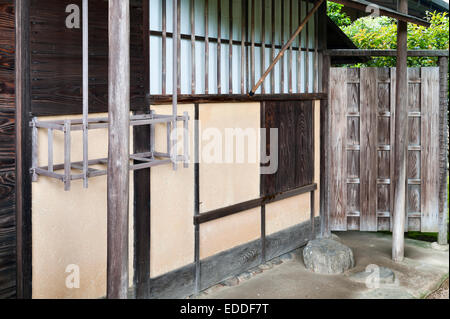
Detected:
[305,0,310,93]
[162,0,167,95]
[314,3,318,92]
[241,0,245,93]
[389,68,396,231]
[297,0,302,93]
[270,0,275,93]
[438,57,449,245]
[261,0,266,94]
[288,0,293,94]
[360,68,378,231]
[107,0,130,299]
[191,0,196,94]
[217,0,222,94]
[421,67,440,232]
[245,0,249,93]
[251,0,255,90]
[229,0,233,94]
[280,0,284,94]
[205,0,209,94]
[177,0,181,94]
[329,68,347,231]
[260,101,266,262]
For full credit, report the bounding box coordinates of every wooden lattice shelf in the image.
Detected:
[30,112,190,191]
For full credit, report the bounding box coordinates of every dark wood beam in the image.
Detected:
[133,0,151,299]
[148,93,327,105]
[15,0,33,299]
[107,0,131,299]
[392,0,408,263]
[194,184,317,225]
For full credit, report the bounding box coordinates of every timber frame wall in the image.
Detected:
[9,0,328,298]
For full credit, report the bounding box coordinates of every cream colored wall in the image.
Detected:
[149,105,195,278]
[199,103,261,258]
[31,100,321,297]
[32,114,134,299]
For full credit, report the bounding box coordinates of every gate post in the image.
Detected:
[438,56,449,246]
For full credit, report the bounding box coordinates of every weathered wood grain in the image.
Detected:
[438,57,449,245]
[329,68,347,230]
[262,100,314,196]
[360,68,377,231]
[107,0,130,299]
[0,0,16,299]
[421,67,440,232]
[29,0,146,116]
[392,0,408,262]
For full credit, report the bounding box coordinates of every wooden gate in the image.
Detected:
[328,67,440,232]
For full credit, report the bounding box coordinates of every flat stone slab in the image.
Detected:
[349,267,396,285]
[303,239,355,274]
[431,242,449,251]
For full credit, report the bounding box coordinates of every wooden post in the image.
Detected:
[392,0,408,262]
[319,1,330,239]
[15,0,33,299]
[134,0,151,299]
[107,0,130,299]
[438,56,449,245]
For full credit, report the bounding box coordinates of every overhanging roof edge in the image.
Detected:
[329,0,431,27]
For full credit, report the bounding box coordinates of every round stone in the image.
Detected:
[303,238,355,274]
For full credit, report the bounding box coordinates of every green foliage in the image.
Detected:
[331,10,449,67]
[327,1,351,27]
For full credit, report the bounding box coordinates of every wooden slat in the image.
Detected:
[326,49,449,57]
[191,0,196,94]
[261,0,265,94]
[205,0,209,94]
[162,0,167,94]
[360,68,378,231]
[421,67,440,232]
[288,0,293,94]
[217,0,221,94]
[270,0,275,93]
[329,68,347,231]
[251,0,255,90]
[305,0,309,93]
[297,0,302,93]
[389,68,396,231]
[280,0,284,93]
[241,0,245,93]
[229,0,233,94]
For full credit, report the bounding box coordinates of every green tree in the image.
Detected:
[327,4,449,67]
[327,1,351,27]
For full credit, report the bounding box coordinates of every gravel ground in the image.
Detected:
[427,278,449,299]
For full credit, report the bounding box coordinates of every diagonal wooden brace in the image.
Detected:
[249,0,325,96]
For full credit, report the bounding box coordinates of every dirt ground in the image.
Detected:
[427,278,449,299]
